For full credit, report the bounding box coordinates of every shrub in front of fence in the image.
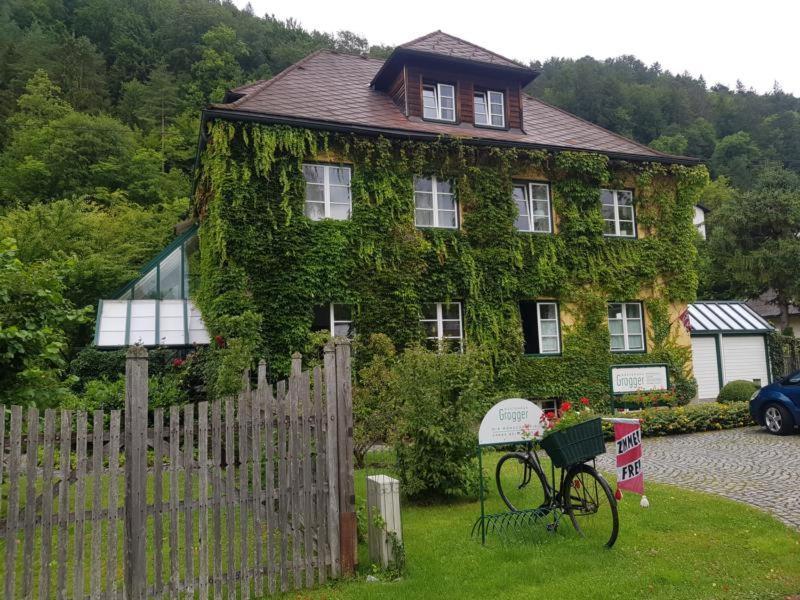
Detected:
[392,346,492,500]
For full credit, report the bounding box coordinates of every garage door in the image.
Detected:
[691,336,720,399]
[722,335,769,386]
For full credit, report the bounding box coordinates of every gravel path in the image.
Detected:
[595,426,800,528]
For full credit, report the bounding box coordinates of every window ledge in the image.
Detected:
[473,123,508,131]
[421,117,458,125]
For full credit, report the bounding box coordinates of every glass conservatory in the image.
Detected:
[93,225,210,348]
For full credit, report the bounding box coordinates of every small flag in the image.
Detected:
[678,307,692,332]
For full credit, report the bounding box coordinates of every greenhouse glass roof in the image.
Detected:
[93,225,210,348]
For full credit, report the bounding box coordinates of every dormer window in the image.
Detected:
[422,83,456,122]
[474,90,505,127]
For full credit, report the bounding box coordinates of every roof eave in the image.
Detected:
[202,108,702,166]
[371,48,539,89]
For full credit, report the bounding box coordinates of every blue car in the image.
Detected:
[750,372,800,435]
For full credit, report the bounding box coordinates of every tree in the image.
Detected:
[0,197,189,310]
[706,166,800,328]
[650,133,688,155]
[683,118,717,159]
[52,33,108,112]
[0,71,188,204]
[0,239,89,407]
[188,24,248,104]
[710,131,763,188]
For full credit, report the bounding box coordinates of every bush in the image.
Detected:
[69,346,189,391]
[352,334,398,468]
[618,389,679,409]
[672,375,697,406]
[149,373,187,408]
[717,380,759,404]
[602,402,753,439]
[392,346,491,500]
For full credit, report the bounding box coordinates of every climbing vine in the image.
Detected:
[194,121,708,402]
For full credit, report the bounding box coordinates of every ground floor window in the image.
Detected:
[532,398,559,414]
[520,301,561,354]
[420,302,463,351]
[608,302,644,351]
[312,303,354,338]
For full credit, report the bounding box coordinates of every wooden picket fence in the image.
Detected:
[0,340,356,599]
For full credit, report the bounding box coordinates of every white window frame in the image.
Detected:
[514,182,552,233]
[329,303,354,338]
[422,83,456,122]
[474,90,505,128]
[414,176,459,229]
[420,302,463,351]
[536,302,561,354]
[608,302,645,352]
[303,163,352,221]
[601,189,636,238]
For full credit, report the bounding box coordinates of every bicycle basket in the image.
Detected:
[539,417,606,468]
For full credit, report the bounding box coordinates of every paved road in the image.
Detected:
[596,426,800,529]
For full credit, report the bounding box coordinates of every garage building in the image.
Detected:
[688,301,774,400]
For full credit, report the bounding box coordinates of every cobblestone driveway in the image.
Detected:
[596,426,800,529]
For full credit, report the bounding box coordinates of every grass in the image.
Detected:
[3,449,799,599]
[298,449,800,600]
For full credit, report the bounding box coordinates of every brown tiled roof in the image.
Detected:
[398,31,524,71]
[746,290,800,318]
[210,50,695,164]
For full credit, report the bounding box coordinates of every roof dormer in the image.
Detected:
[371,31,539,131]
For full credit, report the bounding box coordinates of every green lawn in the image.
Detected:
[299,450,800,600]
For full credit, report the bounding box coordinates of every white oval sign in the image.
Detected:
[478,398,544,445]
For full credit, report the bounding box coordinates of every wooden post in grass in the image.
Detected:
[323,341,341,578]
[124,345,148,600]
[335,339,357,575]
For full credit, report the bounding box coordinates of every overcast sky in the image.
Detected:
[236,0,799,95]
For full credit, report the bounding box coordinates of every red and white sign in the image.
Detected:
[613,418,644,496]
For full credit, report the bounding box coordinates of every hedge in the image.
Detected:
[717,379,759,404]
[602,402,753,439]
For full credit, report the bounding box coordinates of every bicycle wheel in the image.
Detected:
[495,452,550,512]
[561,463,619,548]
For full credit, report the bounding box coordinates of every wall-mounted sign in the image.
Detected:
[478,398,544,446]
[610,364,669,395]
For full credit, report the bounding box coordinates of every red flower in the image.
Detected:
[580,397,590,406]
[560,401,572,412]
[172,358,185,368]
[545,411,555,421]
[214,335,226,348]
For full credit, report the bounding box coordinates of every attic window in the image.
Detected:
[474,90,505,127]
[422,83,456,122]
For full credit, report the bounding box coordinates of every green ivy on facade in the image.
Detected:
[195,121,708,404]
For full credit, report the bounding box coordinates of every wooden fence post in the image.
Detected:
[323,341,341,578]
[124,346,149,600]
[334,339,356,575]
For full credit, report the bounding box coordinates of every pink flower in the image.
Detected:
[172,358,185,368]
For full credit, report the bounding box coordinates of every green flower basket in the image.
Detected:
[539,417,606,468]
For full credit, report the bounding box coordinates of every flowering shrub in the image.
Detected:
[541,396,597,436]
[600,401,752,439]
[619,388,679,408]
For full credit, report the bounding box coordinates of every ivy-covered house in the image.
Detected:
[189,31,707,403]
